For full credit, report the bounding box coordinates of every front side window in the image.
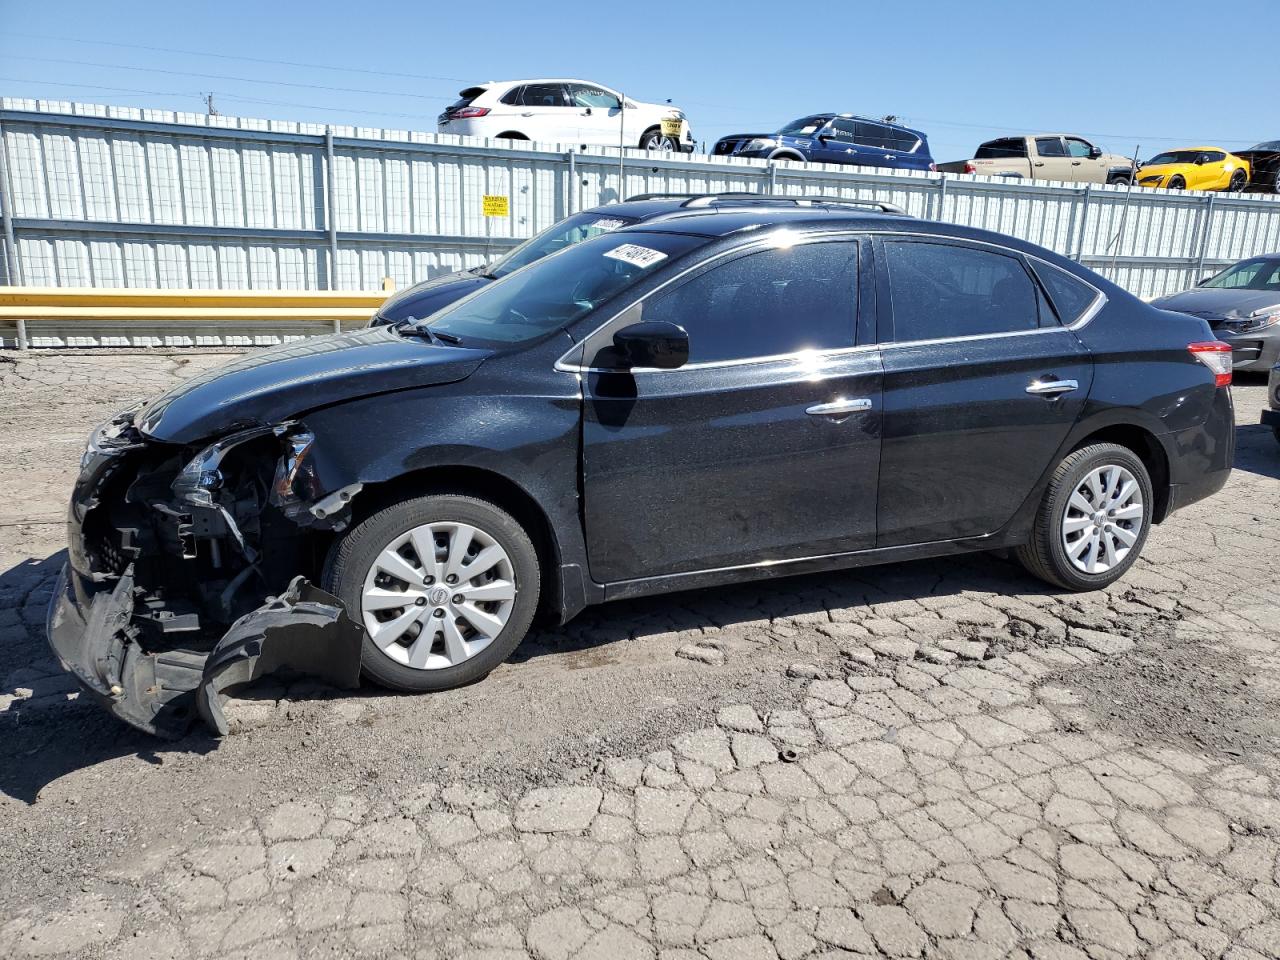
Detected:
[1201,151,1226,163]
[421,231,708,346]
[520,84,569,107]
[1147,150,1202,165]
[884,241,1042,342]
[1065,138,1094,158]
[1203,258,1280,291]
[622,240,859,365]
[776,115,831,137]
[569,84,621,110]
[828,118,857,142]
[1035,137,1067,158]
[488,211,637,279]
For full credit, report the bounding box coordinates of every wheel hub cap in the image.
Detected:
[1061,464,1145,575]
[360,521,517,670]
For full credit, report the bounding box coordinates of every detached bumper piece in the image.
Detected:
[48,568,362,739]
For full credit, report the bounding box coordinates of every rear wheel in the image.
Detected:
[1228,168,1248,192]
[1168,174,1187,190]
[1015,443,1153,591]
[323,494,540,692]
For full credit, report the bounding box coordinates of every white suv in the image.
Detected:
[437,79,694,152]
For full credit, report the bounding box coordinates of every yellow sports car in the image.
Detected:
[1137,146,1250,191]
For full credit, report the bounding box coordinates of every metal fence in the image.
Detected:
[3,98,1280,345]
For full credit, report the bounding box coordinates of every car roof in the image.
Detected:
[782,113,926,137]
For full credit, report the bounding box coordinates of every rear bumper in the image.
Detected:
[1159,385,1235,519]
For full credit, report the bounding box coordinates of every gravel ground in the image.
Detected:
[0,350,1278,960]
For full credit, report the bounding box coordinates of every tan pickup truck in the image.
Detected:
[938,134,1134,185]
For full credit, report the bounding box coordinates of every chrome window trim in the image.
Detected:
[554,228,1107,374]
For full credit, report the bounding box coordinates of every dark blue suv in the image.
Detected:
[714,114,935,172]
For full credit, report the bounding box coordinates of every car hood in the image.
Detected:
[374,271,492,325]
[1151,287,1280,318]
[137,325,492,445]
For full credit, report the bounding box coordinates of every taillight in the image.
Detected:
[964,162,976,174]
[928,162,937,172]
[1188,341,1232,387]
[452,107,490,119]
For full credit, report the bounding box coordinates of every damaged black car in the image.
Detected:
[49,206,1234,739]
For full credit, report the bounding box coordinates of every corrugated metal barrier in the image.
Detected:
[2,98,1279,348]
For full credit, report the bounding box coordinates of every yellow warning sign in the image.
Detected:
[660,118,684,139]
[482,195,509,217]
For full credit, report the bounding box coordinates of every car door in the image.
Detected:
[1033,136,1073,180]
[809,117,858,165]
[873,236,1094,547]
[576,237,882,583]
[1197,151,1228,190]
[511,83,575,144]
[1064,137,1107,182]
[567,83,624,146]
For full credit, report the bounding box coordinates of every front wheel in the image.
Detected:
[639,129,679,151]
[323,493,541,692]
[1015,443,1153,591]
[1168,174,1187,190]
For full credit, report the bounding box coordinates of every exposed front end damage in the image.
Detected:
[46,411,366,738]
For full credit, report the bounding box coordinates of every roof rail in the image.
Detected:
[625,191,908,216]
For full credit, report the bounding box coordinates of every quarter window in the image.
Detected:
[883,241,1043,342]
[1035,137,1068,158]
[614,241,859,366]
[498,86,525,106]
[1032,262,1100,324]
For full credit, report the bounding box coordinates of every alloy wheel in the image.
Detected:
[1060,464,1145,574]
[645,135,678,152]
[360,521,517,670]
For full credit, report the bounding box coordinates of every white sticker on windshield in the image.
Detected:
[591,218,626,231]
[603,243,668,269]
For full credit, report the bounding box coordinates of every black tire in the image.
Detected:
[1228,168,1248,192]
[495,132,529,141]
[1272,168,1280,195]
[1015,443,1154,591]
[323,493,540,692]
[639,128,678,151]
[1168,174,1186,190]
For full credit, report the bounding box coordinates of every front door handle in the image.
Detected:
[807,398,873,420]
[1026,378,1079,397]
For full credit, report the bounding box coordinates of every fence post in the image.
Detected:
[934,174,948,221]
[1072,183,1093,262]
[566,150,577,215]
[1193,194,1216,286]
[768,161,778,194]
[324,128,341,332]
[0,119,26,349]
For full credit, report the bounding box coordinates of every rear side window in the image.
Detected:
[1032,262,1100,324]
[639,241,859,365]
[520,84,569,107]
[975,139,1027,159]
[854,122,893,148]
[884,241,1042,342]
[1035,137,1067,158]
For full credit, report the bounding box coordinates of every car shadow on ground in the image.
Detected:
[1235,423,1280,480]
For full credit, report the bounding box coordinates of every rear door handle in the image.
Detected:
[1026,378,1079,397]
[807,398,873,420]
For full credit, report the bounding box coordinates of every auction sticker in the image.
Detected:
[603,243,667,269]
[591,218,626,231]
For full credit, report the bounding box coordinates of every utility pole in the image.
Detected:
[204,93,219,117]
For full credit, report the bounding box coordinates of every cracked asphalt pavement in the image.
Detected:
[1,350,1278,960]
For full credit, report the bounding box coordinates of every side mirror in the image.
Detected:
[583,106,593,116]
[1197,275,1215,286]
[612,321,689,369]
[1088,146,1103,159]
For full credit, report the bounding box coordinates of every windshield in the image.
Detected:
[487,210,639,279]
[420,231,710,345]
[1245,141,1280,152]
[1146,150,1203,165]
[1202,258,1280,291]
[775,115,831,137]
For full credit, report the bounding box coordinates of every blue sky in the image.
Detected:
[0,0,1270,164]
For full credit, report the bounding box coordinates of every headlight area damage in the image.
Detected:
[46,411,365,738]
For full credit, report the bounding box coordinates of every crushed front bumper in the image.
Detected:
[47,565,363,738]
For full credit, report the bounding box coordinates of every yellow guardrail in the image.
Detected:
[0,285,395,348]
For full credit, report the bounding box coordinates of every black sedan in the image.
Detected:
[1237,140,1280,194]
[49,208,1235,737]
